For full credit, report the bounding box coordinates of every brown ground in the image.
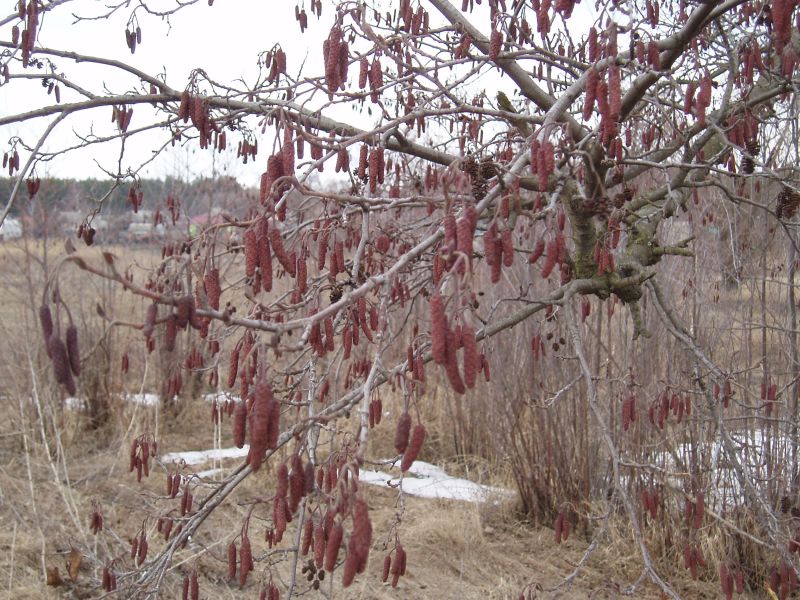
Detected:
[0,396,722,600]
[0,240,724,599]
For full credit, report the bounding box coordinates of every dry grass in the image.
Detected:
[0,236,729,599]
[1,391,723,599]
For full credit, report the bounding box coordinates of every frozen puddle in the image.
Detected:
[359,460,513,503]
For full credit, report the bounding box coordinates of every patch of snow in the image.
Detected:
[126,393,161,406]
[64,396,85,410]
[203,392,241,404]
[161,446,249,465]
[194,468,224,479]
[359,460,513,503]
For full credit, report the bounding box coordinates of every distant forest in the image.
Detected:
[0,176,256,218]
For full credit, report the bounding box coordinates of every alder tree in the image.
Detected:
[4,0,800,598]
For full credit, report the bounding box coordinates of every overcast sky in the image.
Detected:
[1,0,597,188]
[2,0,331,186]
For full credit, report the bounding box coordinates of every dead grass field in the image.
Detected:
[0,238,725,599]
[0,398,721,600]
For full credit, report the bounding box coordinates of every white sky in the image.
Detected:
[1,0,598,188]
[2,0,345,186]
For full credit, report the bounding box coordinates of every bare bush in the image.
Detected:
[3,0,800,598]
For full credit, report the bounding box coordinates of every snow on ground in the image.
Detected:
[128,393,161,406]
[359,460,513,503]
[161,446,249,465]
[158,443,511,504]
[63,392,241,410]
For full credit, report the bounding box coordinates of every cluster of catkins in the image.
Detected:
[39,304,80,396]
[430,293,486,394]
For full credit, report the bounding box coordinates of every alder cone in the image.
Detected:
[394,412,412,453]
[65,324,81,376]
[324,522,343,572]
[401,423,426,471]
[429,293,447,365]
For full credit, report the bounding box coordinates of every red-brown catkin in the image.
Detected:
[501,228,514,267]
[239,536,252,587]
[266,395,280,450]
[401,424,426,471]
[65,324,81,376]
[259,231,273,292]
[489,28,502,60]
[443,213,456,250]
[382,554,392,582]
[48,335,70,384]
[143,303,157,339]
[342,499,372,586]
[227,541,237,580]
[39,305,53,343]
[455,215,473,274]
[227,348,239,388]
[444,326,466,395]
[430,293,447,365]
[273,497,288,541]
[233,400,247,448]
[288,454,305,513]
[313,522,325,569]
[358,56,369,89]
[270,228,295,277]
[324,522,343,572]
[204,268,221,310]
[461,324,479,389]
[394,412,412,453]
[164,314,177,352]
[248,381,273,472]
[301,518,314,555]
[244,228,258,278]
